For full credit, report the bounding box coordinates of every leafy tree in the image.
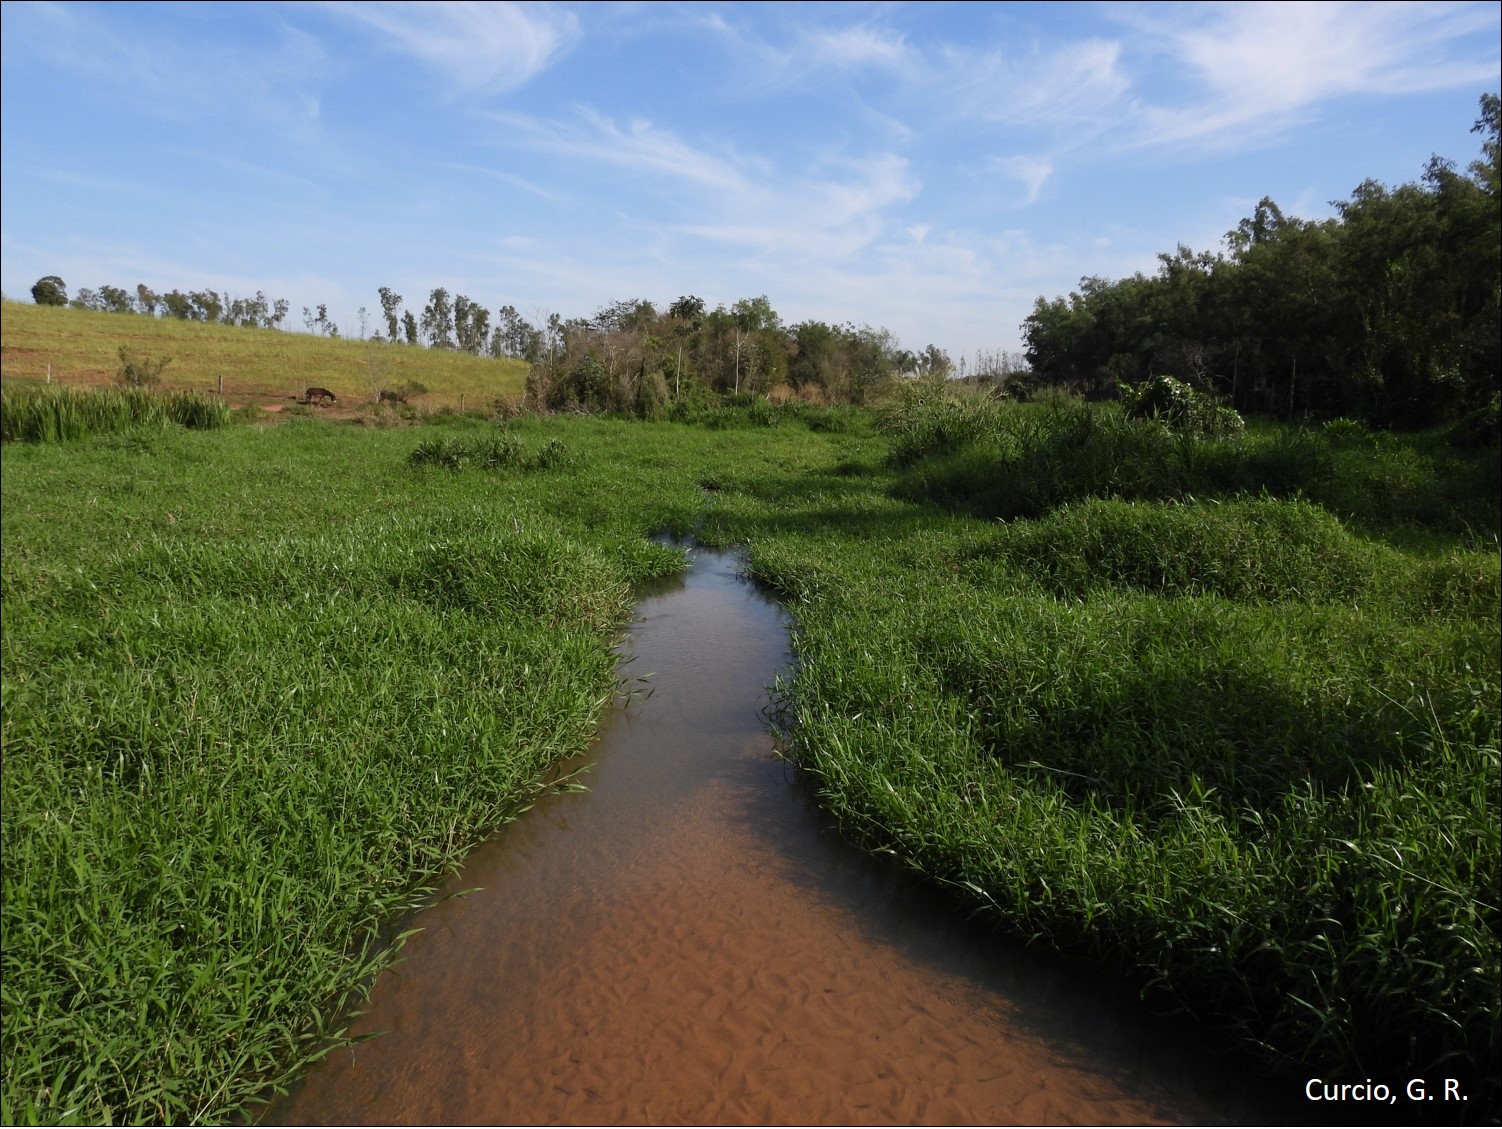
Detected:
[453,294,489,354]
[402,310,420,346]
[98,285,133,314]
[190,290,224,323]
[31,276,67,306]
[1021,94,1500,424]
[378,287,403,341]
[916,344,954,380]
[667,296,705,395]
[162,290,194,319]
[135,284,160,316]
[491,305,542,361]
[421,288,454,349]
[593,298,656,334]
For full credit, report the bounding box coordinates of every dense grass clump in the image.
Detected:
[1,517,646,1123]
[725,390,1500,1101]
[754,527,1498,1097]
[1,383,230,442]
[984,496,1386,603]
[887,393,1502,534]
[406,431,574,471]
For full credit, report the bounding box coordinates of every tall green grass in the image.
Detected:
[887,391,1501,535]
[3,403,1497,1122]
[1,384,230,442]
[1,416,851,1125]
[724,392,1500,1100]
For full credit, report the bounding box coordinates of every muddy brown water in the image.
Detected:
[267,546,1294,1126]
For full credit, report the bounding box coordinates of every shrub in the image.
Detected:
[534,437,574,469]
[474,431,524,470]
[408,436,469,470]
[1119,374,1244,438]
[879,383,1007,467]
[116,346,172,388]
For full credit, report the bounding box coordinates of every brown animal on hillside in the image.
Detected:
[304,387,337,405]
[378,389,408,405]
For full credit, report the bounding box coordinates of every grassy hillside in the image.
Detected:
[0,301,528,410]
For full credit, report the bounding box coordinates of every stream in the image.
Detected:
[267,545,1291,1125]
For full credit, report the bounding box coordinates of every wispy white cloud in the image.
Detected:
[802,25,915,74]
[990,155,1054,206]
[2,2,329,134]
[484,109,917,263]
[941,37,1133,133]
[1120,1,1501,150]
[323,1,578,92]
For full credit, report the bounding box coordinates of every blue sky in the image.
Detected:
[2,1,1498,364]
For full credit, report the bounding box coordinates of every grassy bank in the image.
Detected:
[720,388,1499,1103]
[0,301,527,409]
[2,392,1497,1121]
[0,413,863,1124]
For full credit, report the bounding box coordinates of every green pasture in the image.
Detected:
[0,301,528,409]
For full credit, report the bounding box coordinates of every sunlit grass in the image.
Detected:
[2,397,1496,1122]
[0,301,527,409]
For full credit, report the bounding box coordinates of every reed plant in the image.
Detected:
[1,384,230,442]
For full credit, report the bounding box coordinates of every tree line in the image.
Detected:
[29,278,294,330]
[27,274,960,412]
[1022,94,1500,426]
[367,287,964,412]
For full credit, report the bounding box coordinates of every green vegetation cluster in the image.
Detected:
[1023,95,1500,427]
[728,387,1499,1099]
[4,394,1496,1123]
[1,417,707,1123]
[1,383,230,442]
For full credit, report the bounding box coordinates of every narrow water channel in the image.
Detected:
[269,546,1289,1126]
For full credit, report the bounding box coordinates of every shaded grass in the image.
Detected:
[750,517,1498,1098]
[890,396,1501,537]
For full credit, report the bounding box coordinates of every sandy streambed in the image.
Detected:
[268,547,1286,1126]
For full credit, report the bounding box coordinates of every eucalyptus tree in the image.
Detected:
[421,288,454,349]
[453,294,490,354]
[667,295,705,395]
[377,287,403,342]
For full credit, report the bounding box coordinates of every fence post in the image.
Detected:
[460,393,465,412]
[217,373,224,396]
[46,364,52,384]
